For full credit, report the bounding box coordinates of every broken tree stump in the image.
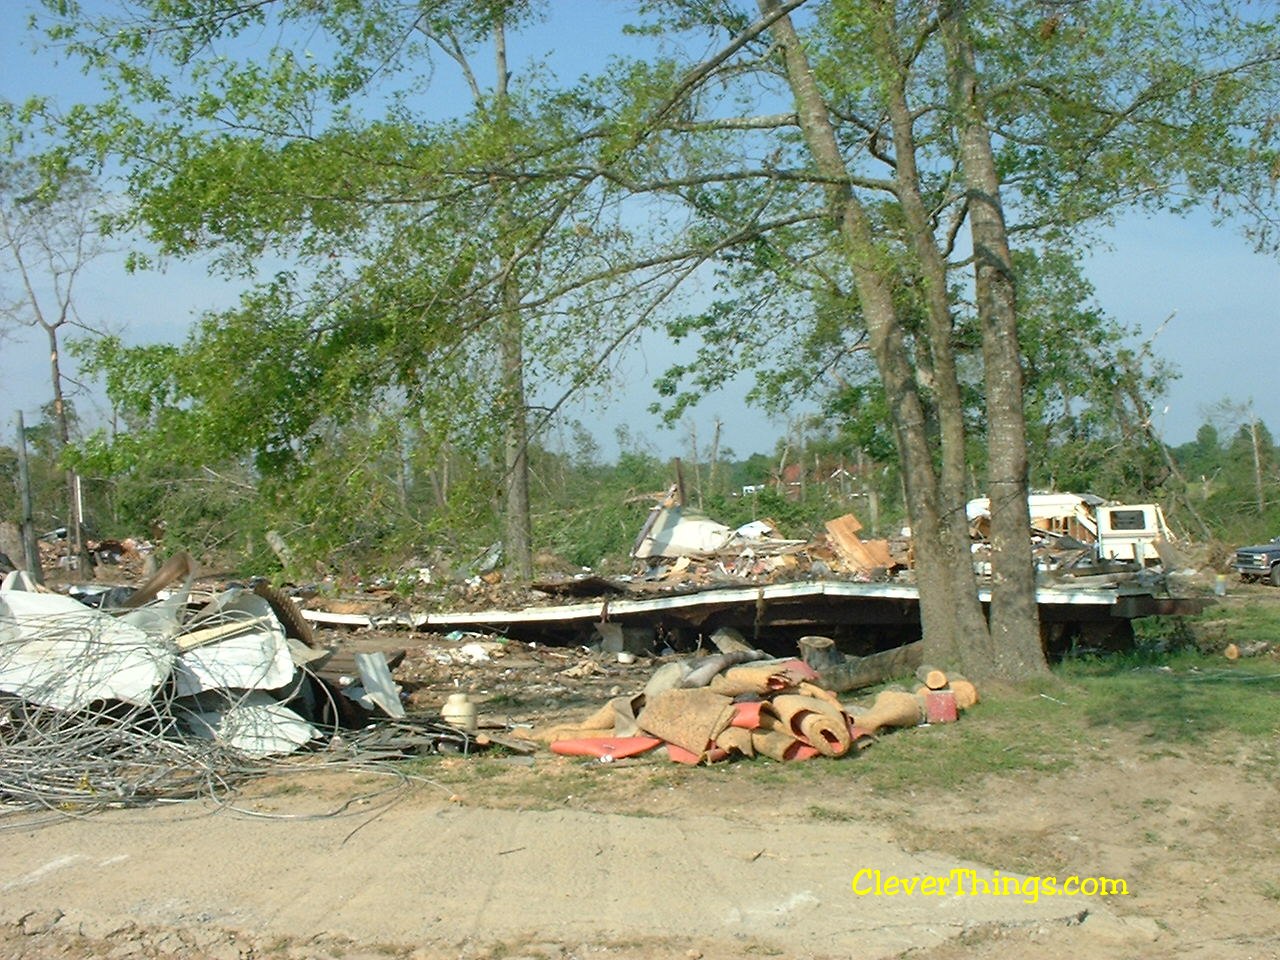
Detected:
[798,636,844,673]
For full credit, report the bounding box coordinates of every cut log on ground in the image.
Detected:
[949,676,980,710]
[1224,641,1272,660]
[915,665,948,690]
[818,640,924,693]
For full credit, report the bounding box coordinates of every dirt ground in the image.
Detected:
[2,695,1278,960]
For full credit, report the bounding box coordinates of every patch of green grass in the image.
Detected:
[806,804,856,821]
[402,755,513,781]
[1213,600,1280,645]
[1260,880,1280,902]
[1057,648,1280,742]
[1135,599,1280,650]
[849,722,1069,793]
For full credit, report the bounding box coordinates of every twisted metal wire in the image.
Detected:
[0,595,479,827]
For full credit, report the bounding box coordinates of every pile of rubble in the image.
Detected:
[0,559,491,818]
[627,495,907,588]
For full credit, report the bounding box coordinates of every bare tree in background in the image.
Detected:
[0,159,111,563]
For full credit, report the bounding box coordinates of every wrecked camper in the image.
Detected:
[966,493,1174,568]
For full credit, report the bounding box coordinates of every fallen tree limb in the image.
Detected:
[816,640,924,693]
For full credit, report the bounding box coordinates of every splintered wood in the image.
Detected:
[825,513,895,575]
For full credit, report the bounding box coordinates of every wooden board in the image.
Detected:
[825,513,895,574]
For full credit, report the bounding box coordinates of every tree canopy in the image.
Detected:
[8,0,1280,676]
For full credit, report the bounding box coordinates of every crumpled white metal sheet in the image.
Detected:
[0,588,173,710]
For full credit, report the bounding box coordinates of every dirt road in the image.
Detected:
[0,748,1212,960]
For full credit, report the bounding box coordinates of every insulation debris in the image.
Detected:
[0,586,173,711]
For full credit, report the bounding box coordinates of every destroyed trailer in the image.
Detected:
[966,494,1175,570]
[424,496,1204,664]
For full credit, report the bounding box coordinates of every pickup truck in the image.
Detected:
[1233,537,1280,585]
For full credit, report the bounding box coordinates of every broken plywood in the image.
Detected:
[825,514,895,574]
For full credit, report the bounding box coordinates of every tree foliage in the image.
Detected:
[8,0,1280,671]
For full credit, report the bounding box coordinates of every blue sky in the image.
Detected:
[2,2,1277,462]
[1083,209,1280,445]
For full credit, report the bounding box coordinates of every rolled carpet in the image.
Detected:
[729,699,776,730]
[850,690,924,734]
[770,693,853,757]
[715,725,756,758]
[751,728,820,762]
[708,664,794,697]
[551,736,663,759]
[637,687,735,758]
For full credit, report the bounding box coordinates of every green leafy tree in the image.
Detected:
[28,1,661,575]
[1171,409,1280,543]
[594,0,1279,676]
[27,1,1280,677]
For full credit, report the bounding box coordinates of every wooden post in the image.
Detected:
[14,411,43,584]
[70,470,86,570]
[1250,418,1265,511]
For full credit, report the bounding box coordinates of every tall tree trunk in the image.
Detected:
[940,2,1045,677]
[494,17,533,578]
[761,0,989,671]
[872,0,993,669]
[500,310,533,577]
[708,418,722,498]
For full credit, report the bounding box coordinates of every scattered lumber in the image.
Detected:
[173,616,276,653]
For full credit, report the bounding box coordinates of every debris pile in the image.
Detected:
[516,646,977,764]
[629,498,906,588]
[968,493,1177,581]
[0,563,483,818]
